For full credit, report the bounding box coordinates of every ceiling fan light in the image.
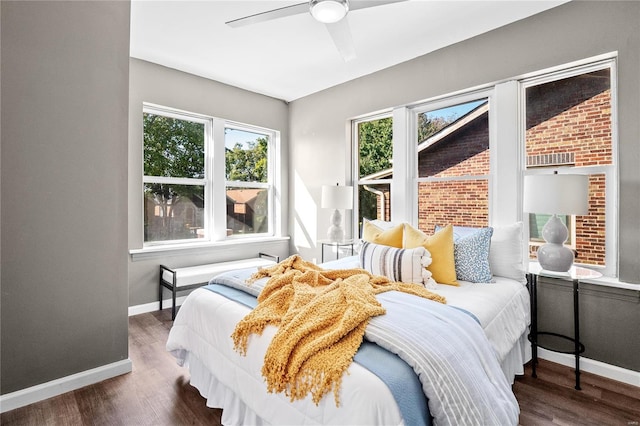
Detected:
[310,0,349,24]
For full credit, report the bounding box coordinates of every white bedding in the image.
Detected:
[166,256,530,425]
[322,256,531,377]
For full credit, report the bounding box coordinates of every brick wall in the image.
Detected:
[416,111,490,232]
[526,70,611,265]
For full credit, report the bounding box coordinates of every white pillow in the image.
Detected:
[489,222,526,284]
[359,241,437,289]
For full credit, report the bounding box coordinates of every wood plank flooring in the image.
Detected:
[2,308,639,425]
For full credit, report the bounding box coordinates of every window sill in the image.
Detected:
[129,236,290,261]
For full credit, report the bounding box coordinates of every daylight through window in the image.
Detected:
[142,105,277,245]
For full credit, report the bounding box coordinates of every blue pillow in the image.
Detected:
[436,225,493,283]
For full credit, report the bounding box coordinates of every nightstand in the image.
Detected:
[527,262,602,390]
[319,239,355,263]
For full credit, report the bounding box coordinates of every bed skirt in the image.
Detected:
[175,331,530,425]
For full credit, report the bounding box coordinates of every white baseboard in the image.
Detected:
[128,296,189,317]
[0,359,132,413]
[538,348,640,387]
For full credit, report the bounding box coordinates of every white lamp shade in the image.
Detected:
[310,0,349,23]
[523,174,589,215]
[321,185,353,210]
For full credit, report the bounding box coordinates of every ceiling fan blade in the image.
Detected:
[325,19,357,62]
[348,0,408,13]
[226,2,309,28]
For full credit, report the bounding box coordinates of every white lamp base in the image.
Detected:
[537,214,574,272]
[327,209,345,242]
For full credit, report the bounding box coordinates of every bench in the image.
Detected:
[160,252,280,320]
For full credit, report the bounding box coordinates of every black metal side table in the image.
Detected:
[527,262,602,390]
[319,239,355,263]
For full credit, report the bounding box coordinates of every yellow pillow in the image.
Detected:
[403,223,458,286]
[362,221,404,248]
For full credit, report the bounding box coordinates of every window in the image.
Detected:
[413,98,490,234]
[225,126,272,236]
[522,62,616,273]
[350,55,617,278]
[143,104,278,246]
[354,114,393,236]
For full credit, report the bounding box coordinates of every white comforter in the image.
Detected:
[166,257,530,425]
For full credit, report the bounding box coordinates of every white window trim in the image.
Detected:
[407,88,496,228]
[352,111,393,230]
[140,104,280,251]
[350,54,618,281]
[520,58,618,277]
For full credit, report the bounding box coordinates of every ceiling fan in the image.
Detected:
[226,0,408,62]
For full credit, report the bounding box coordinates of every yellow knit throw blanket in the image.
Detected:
[231,255,446,406]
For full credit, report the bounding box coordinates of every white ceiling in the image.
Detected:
[130,0,568,102]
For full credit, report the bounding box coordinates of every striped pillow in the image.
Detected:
[359,241,436,289]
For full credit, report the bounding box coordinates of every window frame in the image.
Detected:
[409,89,495,231]
[223,121,276,240]
[349,54,618,279]
[352,111,394,234]
[142,103,279,247]
[520,58,618,276]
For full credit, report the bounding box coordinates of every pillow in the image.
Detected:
[362,221,404,248]
[452,227,494,283]
[403,223,458,286]
[359,241,436,288]
[364,218,397,231]
[489,222,526,284]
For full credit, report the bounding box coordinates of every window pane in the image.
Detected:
[525,68,611,266]
[358,183,391,236]
[143,113,205,178]
[415,99,489,233]
[144,183,205,242]
[226,186,269,235]
[358,117,392,179]
[418,100,488,178]
[225,129,269,183]
[525,69,612,167]
[417,180,488,234]
[529,214,571,243]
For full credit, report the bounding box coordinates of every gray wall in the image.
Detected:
[288,1,639,371]
[128,59,290,307]
[537,278,640,372]
[1,1,131,394]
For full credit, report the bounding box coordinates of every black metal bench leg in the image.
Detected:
[172,286,177,320]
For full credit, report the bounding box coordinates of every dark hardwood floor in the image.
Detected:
[2,309,639,425]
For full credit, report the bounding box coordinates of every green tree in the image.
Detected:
[143,113,205,241]
[357,118,393,223]
[358,118,393,177]
[225,136,268,182]
[143,113,205,178]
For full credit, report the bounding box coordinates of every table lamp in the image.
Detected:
[321,184,353,242]
[523,173,589,272]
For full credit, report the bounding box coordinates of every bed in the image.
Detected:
[166,223,531,425]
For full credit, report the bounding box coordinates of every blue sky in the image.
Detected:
[225,128,263,149]
[424,99,485,122]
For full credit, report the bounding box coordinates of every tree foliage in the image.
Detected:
[143,113,205,178]
[225,136,268,182]
[358,118,393,177]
